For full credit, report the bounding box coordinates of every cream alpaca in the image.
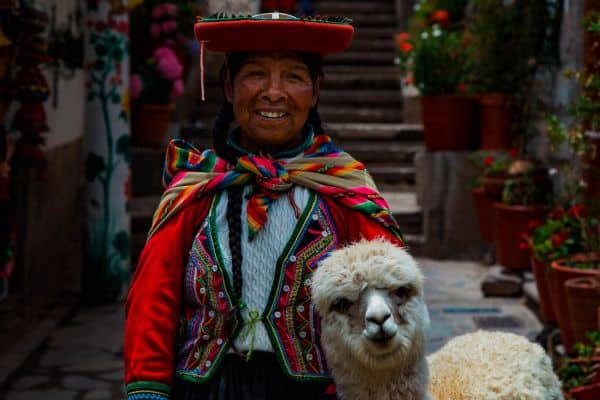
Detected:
[312,240,563,400]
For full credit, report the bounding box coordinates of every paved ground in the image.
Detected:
[0,258,542,399]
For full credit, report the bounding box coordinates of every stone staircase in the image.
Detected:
[130,0,425,263]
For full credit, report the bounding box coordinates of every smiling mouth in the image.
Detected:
[257,111,288,119]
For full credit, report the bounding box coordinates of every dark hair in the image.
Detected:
[212,52,326,307]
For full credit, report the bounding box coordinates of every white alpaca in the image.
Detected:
[312,240,563,400]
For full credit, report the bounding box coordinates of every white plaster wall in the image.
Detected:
[43,70,86,150]
[43,0,86,150]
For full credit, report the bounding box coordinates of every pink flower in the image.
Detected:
[171,79,184,98]
[164,3,177,16]
[150,23,162,39]
[131,74,143,99]
[161,20,177,33]
[154,47,183,80]
[152,4,165,19]
[153,46,172,60]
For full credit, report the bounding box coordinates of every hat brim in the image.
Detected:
[194,19,354,56]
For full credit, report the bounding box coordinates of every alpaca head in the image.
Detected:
[313,240,430,372]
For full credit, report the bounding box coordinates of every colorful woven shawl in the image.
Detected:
[148,135,403,241]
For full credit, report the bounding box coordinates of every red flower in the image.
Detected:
[509,148,518,158]
[456,83,468,93]
[397,32,410,42]
[568,204,586,218]
[430,9,450,26]
[399,41,413,53]
[549,207,564,220]
[527,219,542,232]
[483,156,494,166]
[519,241,529,250]
[551,231,568,247]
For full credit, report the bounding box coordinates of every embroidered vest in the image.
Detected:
[175,192,338,383]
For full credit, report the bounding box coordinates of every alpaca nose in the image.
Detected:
[365,293,392,326]
[366,310,391,326]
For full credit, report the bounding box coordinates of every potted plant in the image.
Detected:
[550,217,600,353]
[398,1,477,151]
[130,1,188,148]
[528,206,589,323]
[492,160,552,270]
[467,149,515,242]
[557,331,600,399]
[468,0,558,150]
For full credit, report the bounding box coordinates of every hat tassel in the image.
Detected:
[200,40,206,102]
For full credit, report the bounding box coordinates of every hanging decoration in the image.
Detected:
[10,1,51,179]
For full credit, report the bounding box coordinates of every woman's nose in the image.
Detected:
[261,75,286,103]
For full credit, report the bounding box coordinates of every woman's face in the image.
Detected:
[225,53,321,154]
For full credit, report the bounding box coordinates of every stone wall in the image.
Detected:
[415,151,491,260]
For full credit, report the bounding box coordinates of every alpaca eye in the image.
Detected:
[394,286,413,302]
[331,298,353,313]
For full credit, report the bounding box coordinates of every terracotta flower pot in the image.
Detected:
[131,103,175,149]
[482,172,507,201]
[570,382,600,400]
[566,275,600,346]
[421,94,479,151]
[479,93,516,150]
[550,254,600,353]
[530,256,556,323]
[493,203,548,270]
[471,187,495,243]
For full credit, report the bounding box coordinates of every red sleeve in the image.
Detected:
[322,197,405,247]
[124,199,210,388]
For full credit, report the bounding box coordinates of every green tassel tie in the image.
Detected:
[238,309,261,361]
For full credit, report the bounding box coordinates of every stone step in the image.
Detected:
[347,13,397,27]
[319,89,402,106]
[324,65,400,75]
[383,191,423,236]
[319,106,402,123]
[341,141,423,164]
[131,147,165,197]
[327,122,424,141]
[323,72,399,90]
[314,1,395,14]
[130,195,160,234]
[326,51,397,66]
[354,26,397,40]
[367,163,415,187]
[349,38,396,52]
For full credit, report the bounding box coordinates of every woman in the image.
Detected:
[125,12,404,400]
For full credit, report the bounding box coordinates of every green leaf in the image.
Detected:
[116,135,131,164]
[85,152,106,182]
[112,230,130,260]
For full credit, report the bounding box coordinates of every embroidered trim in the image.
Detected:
[126,381,169,400]
[176,192,239,383]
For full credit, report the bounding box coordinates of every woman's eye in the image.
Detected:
[287,72,308,82]
[331,298,353,313]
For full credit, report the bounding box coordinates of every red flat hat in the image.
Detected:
[194,12,354,55]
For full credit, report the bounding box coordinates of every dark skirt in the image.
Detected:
[172,352,335,400]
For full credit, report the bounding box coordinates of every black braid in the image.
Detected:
[212,102,237,164]
[226,185,244,303]
[308,107,325,135]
